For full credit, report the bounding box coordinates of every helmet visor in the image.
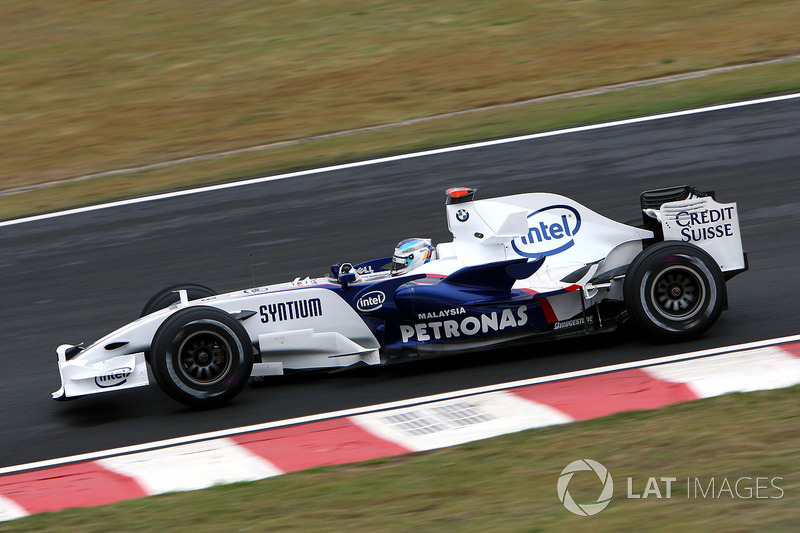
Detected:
[395,249,422,271]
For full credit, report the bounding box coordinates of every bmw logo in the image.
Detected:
[456,209,469,222]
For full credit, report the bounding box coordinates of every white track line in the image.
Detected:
[2,333,798,477]
[2,92,798,229]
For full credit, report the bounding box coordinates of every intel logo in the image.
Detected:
[511,204,582,258]
[357,291,386,312]
[95,367,132,388]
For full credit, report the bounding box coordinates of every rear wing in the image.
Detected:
[641,186,747,278]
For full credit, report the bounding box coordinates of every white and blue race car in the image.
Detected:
[53,186,747,408]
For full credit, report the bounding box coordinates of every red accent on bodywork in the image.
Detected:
[539,298,558,323]
[521,289,557,323]
[446,188,471,198]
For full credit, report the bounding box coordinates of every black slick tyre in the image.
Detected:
[141,283,217,317]
[623,241,726,342]
[150,306,253,408]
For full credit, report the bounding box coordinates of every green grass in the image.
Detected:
[2,0,800,220]
[4,385,798,532]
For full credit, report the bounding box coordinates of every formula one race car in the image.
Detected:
[53,186,747,408]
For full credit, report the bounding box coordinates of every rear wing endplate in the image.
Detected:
[642,186,746,276]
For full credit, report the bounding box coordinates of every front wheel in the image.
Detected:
[141,283,217,317]
[623,242,726,341]
[150,306,254,408]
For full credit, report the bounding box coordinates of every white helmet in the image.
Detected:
[391,238,436,274]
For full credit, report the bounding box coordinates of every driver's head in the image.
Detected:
[392,238,436,274]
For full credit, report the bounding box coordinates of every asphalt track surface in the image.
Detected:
[1,96,798,469]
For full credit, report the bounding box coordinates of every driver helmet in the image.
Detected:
[392,238,436,274]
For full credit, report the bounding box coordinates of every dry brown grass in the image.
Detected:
[2,0,799,193]
[2,56,798,221]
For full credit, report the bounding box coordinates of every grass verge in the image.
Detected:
[2,0,800,219]
[2,384,798,532]
[3,58,800,221]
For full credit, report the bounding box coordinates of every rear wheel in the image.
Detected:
[141,283,217,317]
[150,306,253,408]
[624,242,725,341]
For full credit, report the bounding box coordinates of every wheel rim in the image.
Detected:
[177,330,233,386]
[650,265,706,320]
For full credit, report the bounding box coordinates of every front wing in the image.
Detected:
[53,346,149,400]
